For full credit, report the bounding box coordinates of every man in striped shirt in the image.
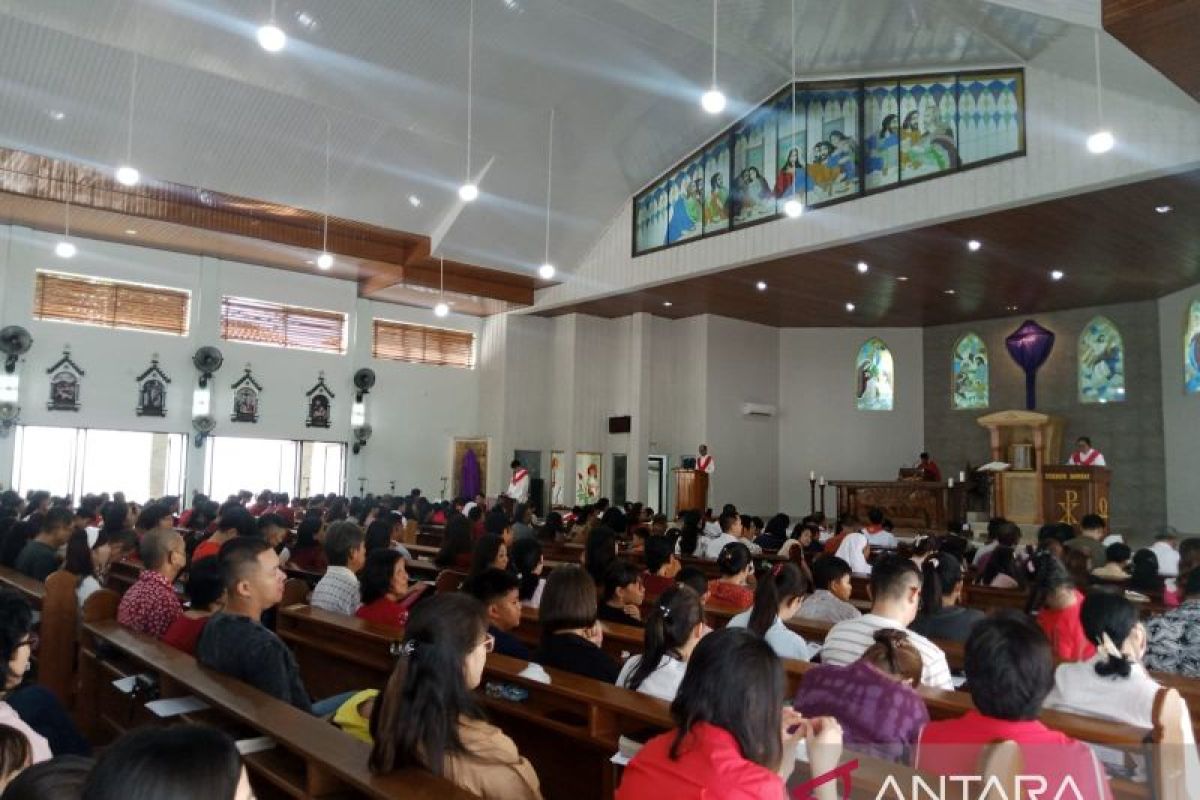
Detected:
[820,555,955,690]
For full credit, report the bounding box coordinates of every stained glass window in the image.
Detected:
[1186,301,1200,395]
[855,337,894,411]
[952,333,988,409]
[1078,317,1126,404]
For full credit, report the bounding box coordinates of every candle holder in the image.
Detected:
[809,477,817,515]
[819,481,827,515]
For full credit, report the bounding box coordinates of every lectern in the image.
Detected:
[976,410,1064,525]
[1042,466,1111,526]
[673,468,708,518]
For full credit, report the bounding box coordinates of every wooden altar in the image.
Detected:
[1042,466,1111,526]
[831,481,956,533]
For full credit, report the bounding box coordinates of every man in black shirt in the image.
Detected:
[196,537,348,715]
[462,568,530,660]
[15,507,72,582]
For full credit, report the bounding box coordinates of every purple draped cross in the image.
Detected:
[461,448,482,499]
[1005,320,1055,410]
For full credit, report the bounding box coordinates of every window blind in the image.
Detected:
[372,319,476,368]
[33,270,191,336]
[220,296,347,355]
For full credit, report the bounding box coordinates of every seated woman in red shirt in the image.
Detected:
[1027,553,1095,662]
[356,549,428,629]
[618,626,844,800]
[288,516,329,573]
[915,612,1113,799]
[162,557,225,655]
[706,542,755,610]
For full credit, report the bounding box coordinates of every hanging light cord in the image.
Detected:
[323,117,331,253]
[465,0,475,183]
[440,256,446,299]
[270,0,277,22]
[790,0,796,130]
[1093,29,1104,127]
[710,0,719,88]
[126,53,138,164]
[543,107,554,266]
[64,192,71,238]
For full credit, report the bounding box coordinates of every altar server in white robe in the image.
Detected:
[505,460,530,504]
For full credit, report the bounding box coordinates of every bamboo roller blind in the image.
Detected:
[220,296,347,355]
[33,270,190,336]
[372,319,475,368]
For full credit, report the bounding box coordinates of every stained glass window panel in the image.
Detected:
[1186,301,1200,395]
[855,337,894,411]
[952,333,989,409]
[1078,317,1126,404]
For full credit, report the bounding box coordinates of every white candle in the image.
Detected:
[958,471,966,483]
[819,476,826,486]
[809,471,815,481]
[948,478,955,488]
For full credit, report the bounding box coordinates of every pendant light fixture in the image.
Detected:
[257,0,287,53]
[458,0,480,202]
[115,53,140,186]
[434,256,450,317]
[1085,30,1114,154]
[55,192,76,259]
[782,0,803,219]
[316,117,334,270]
[538,108,556,280]
[700,0,726,114]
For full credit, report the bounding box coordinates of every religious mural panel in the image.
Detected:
[956,72,1025,165]
[1186,300,1200,395]
[863,81,900,191]
[898,76,959,182]
[855,337,894,411]
[575,452,601,505]
[773,87,806,212]
[1078,316,1126,404]
[802,84,860,206]
[952,333,989,410]
[702,138,731,234]
[731,102,777,227]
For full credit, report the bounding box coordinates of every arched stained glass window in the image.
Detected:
[1078,316,1126,404]
[952,332,988,409]
[1186,301,1200,395]
[855,337,894,411]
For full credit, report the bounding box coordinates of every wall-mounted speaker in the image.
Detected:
[608,415,631,434]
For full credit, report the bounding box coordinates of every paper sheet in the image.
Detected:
[146,696,210,717]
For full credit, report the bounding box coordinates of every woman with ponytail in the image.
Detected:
[728,563,812,661]
[616,586,706,701]
[911,552,983,642]
[707,542,755,609]
[369,593,542,799]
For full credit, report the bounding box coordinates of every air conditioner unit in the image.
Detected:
[740,402,776,418]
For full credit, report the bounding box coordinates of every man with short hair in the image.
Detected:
[463,568,530,659]
[916,612,1113,799]
[833,511,875,575]
[860,507,896,550]
[135,503,175,535]
[699,510,741,559]
[116,528,185,638]
[641,536,680,596]
[917,451,941,482]
[821,555,953,690]
[1068,435,1106,466]
[796,555,861,624]
[504,460,530,504]
[1065,513,1108,567]
[197,538,324,712]
[310,521,366,616]
[15,507,73,581]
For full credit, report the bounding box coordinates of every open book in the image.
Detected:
[976,462,1011,472]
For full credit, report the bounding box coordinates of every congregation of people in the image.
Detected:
[0,484,1197,799]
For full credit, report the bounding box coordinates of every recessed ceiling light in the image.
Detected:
[458,183,479,202]
[1155,205,1172,214]
[115,165,140,186]
[54,241,76,259]
[944,289,956,295]
[434,301,449,318]
[1050,270,1064,281]
[845,302,855,312]
[538,263,556,280]
[663,301,673,308]
[967,240,981,252]
[856,261,869,274]
[316,252,334,270]
[700,88,726,115]
[755,280,767,291]
[408,194,422,207]
[896,276,908,282]
[125,229,137,235]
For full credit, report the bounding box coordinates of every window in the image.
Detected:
[1078,316,1126,404]
[855,337,894,411]
[220,296,347,355]
[372,319,476,368]
[204,436,344,499]
[33,270,190,336]
[952,332,989,409]
[10,426,186,503]
[1186,300,1200,395]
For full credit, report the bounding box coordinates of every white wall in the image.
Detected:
[778,327,925,517]
[535,31,1200,311]
[0,224,482,501]
[1158,282,1200,532]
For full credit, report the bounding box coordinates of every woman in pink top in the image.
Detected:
[0,592,51,764]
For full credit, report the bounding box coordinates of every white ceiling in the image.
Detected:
[0,0,1070,281]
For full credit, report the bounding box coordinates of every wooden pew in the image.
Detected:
[0,566,77,707]
[77,591,477,799]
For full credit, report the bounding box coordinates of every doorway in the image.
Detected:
[647,455,667,517]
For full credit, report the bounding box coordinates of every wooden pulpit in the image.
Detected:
[1042,466,1111,527]
[673,468,708,518]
